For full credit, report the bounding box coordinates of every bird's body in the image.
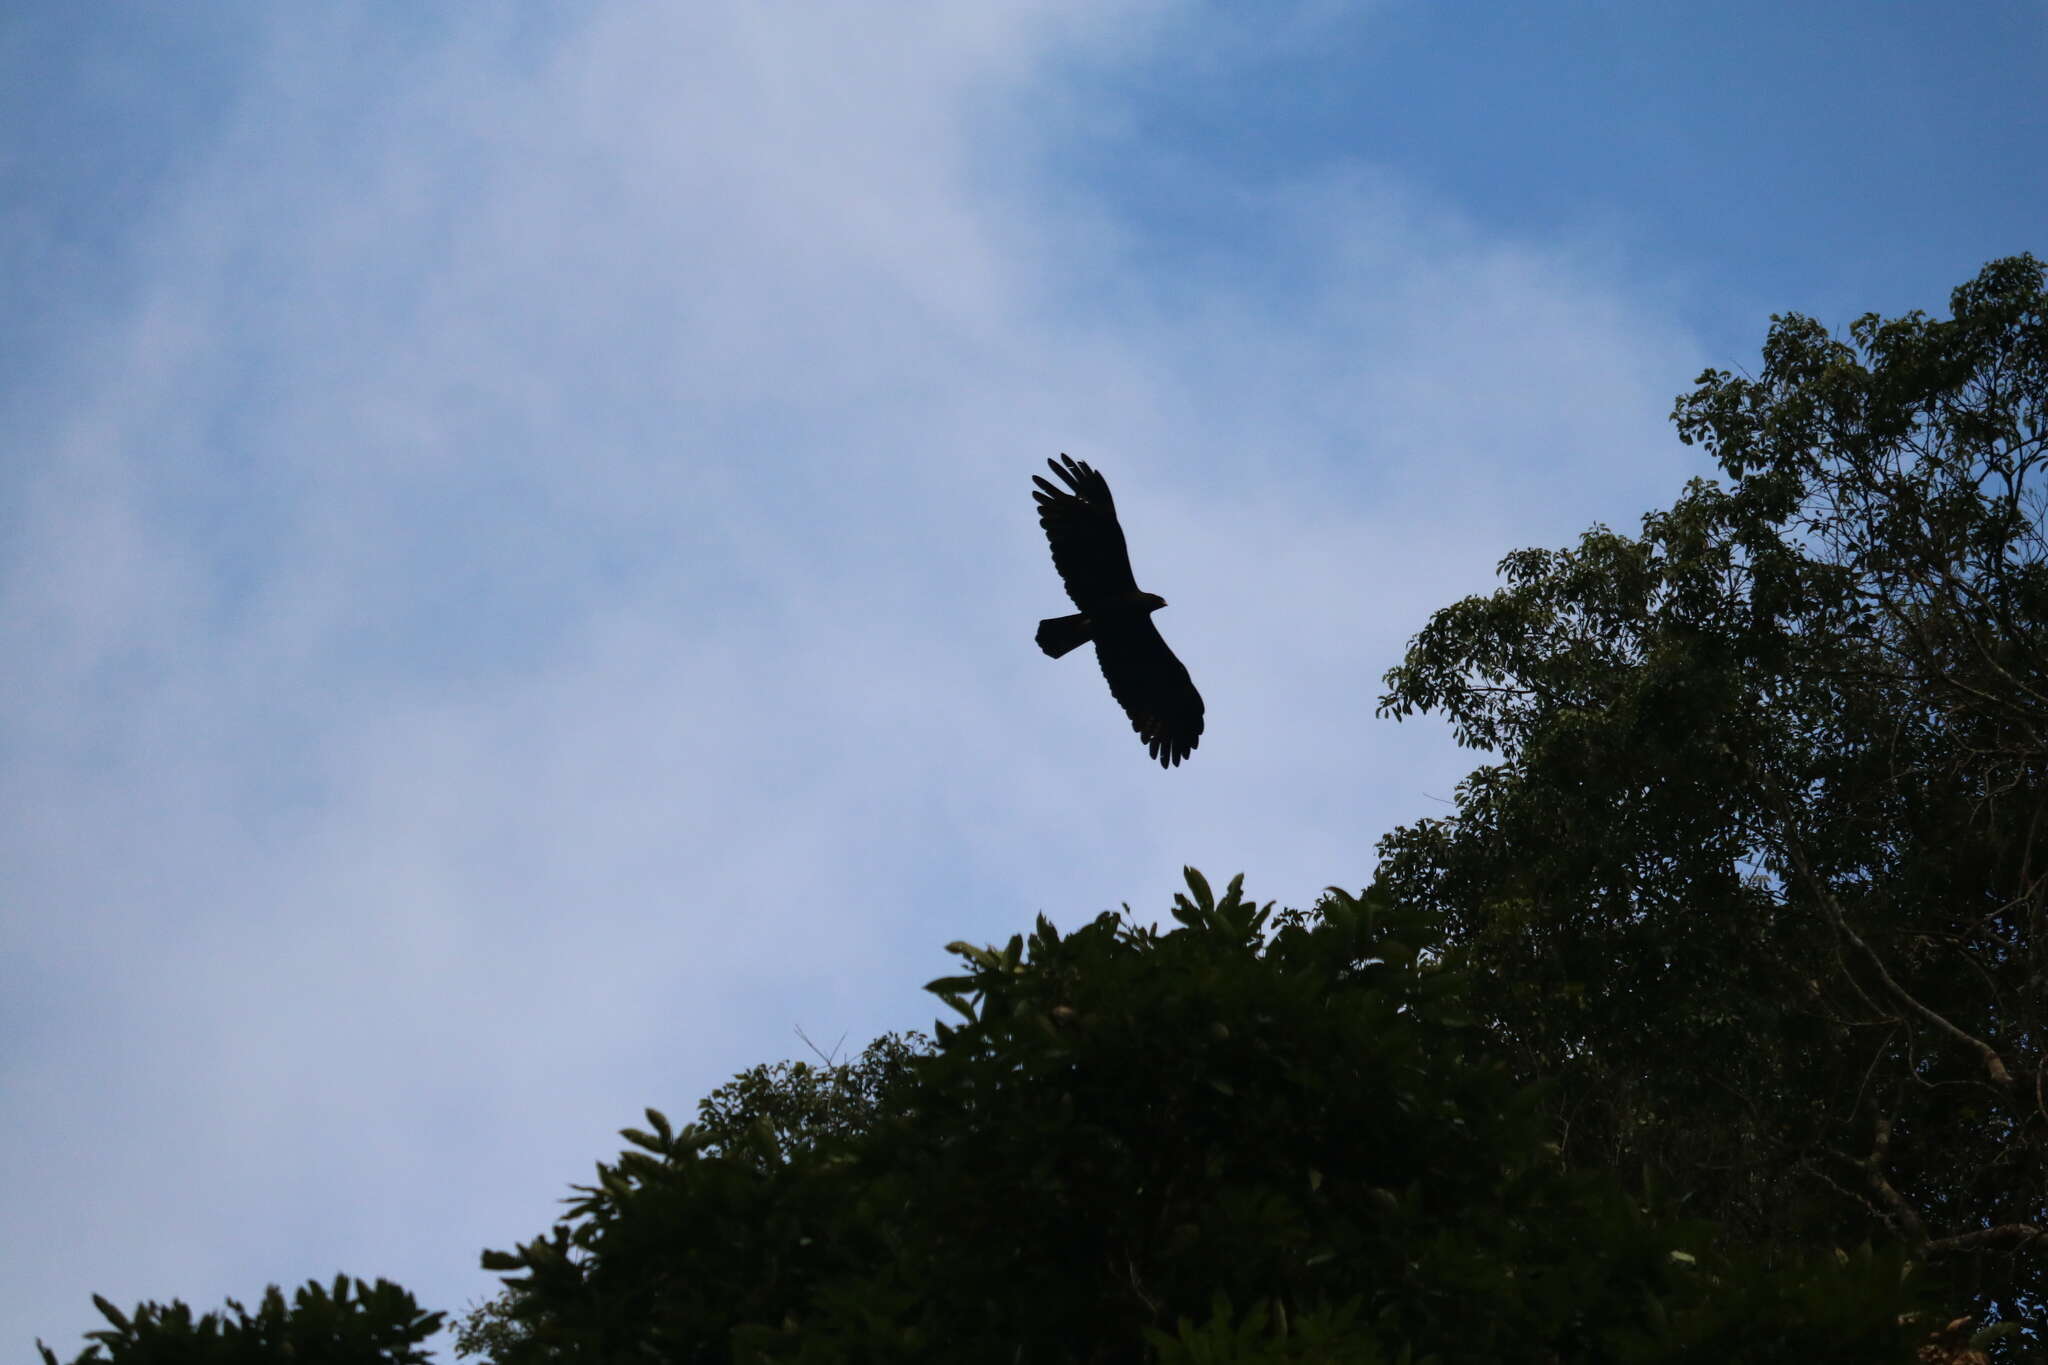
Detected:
[1031,454,1204,767]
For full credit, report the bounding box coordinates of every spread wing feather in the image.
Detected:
[1095,617,1205,768]
[1032,454,1139,608]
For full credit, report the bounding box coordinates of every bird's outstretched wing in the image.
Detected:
[1095,616,1204,767]
[1032,454,1139,609]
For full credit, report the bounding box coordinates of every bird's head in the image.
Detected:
[1140,592,1168,613]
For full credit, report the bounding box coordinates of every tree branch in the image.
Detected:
[1924,1223,2044,1257]
[1862,1116,1929,1252]
[1775,819,2015,1089]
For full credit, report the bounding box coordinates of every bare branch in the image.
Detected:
[1862,1115,1929,1251]
[1775,817,2015,1089]
[1924,1223,2045,1257]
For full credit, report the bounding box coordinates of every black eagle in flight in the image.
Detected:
[1032,454,1204,767]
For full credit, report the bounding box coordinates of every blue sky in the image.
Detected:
[5,1,2044,1353]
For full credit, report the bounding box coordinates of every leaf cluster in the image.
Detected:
[39,1277,442,1365]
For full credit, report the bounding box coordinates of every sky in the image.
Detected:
[4,0,2044,1353]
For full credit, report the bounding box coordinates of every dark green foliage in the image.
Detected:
[690,1030,928,1165]
[1376,255,2047,1333]
[464,872,1931,1362]
[38,1277,441,1365]
[453,1033,929,1362]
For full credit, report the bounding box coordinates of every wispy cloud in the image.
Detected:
[4,2,1715,1347]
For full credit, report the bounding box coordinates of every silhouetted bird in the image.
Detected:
[1032,454,1204,767]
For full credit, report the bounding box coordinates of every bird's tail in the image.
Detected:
[1036,613,1092,659]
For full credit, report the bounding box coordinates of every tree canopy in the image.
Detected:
[1378,253,2046,1328]
[38,1278,441,1365]
[458,875,1935,1362]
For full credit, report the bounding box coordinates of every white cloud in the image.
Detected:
[2,1,1709,1350]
